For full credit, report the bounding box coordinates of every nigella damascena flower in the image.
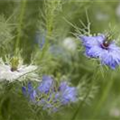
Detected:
[37,75,54,93]
[22,76,78,113]
[22,82,37,102]
[58,82,77,105]
[0,57,38,82]
[79,34,120,69]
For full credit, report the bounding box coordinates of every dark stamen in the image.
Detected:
[101,36,111,49]
[11,67,17,72]
[103,40,109,48]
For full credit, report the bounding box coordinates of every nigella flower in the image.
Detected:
[57,82,77,105]
[63,37,77,51]
[79,34,120,69]
[37,75,54,93]
[22,76,78,113]
[0,57,38,82]
[22,82,36,102]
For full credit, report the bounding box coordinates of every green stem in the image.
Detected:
[39,1,56,59]
[70,93,89,120]
[71,78,95,120]
[39,18,53,60]
[15,0,27,55]
[71,65,99,120]
[92,74,114,118]
[39,36,49,60]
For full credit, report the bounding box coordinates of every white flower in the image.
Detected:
[0,60,38,82]
[63,37,76,51]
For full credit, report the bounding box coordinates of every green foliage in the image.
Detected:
[0,0,120,120]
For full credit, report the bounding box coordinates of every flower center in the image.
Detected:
[101,40,110,49]
[11,67,17,72]
[10,57,19,72]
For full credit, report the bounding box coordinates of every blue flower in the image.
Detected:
[22,82,36,102]
[37,75,54,93]
[22,76,78,113]
[80,35,105,49]
[59,81,68,91]
[22,82,33,96]
[58,82,78,105]
[79,34,120,69]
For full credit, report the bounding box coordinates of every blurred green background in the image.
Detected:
[0,0,120,120]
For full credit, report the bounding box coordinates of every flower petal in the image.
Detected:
[86,46,104,58]
[79,34,105,48]
[38,75,54,93]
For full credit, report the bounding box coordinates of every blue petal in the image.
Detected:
[86,46,104,58]
[59,82,68,91]
[79,34,105,48]
[22,86,27,96]
[30,90,37,102]
[60,85,77,105]
[28,82,33,94]
[98,42,120,69]
[100,50,120,69]
[38,75,54,93]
